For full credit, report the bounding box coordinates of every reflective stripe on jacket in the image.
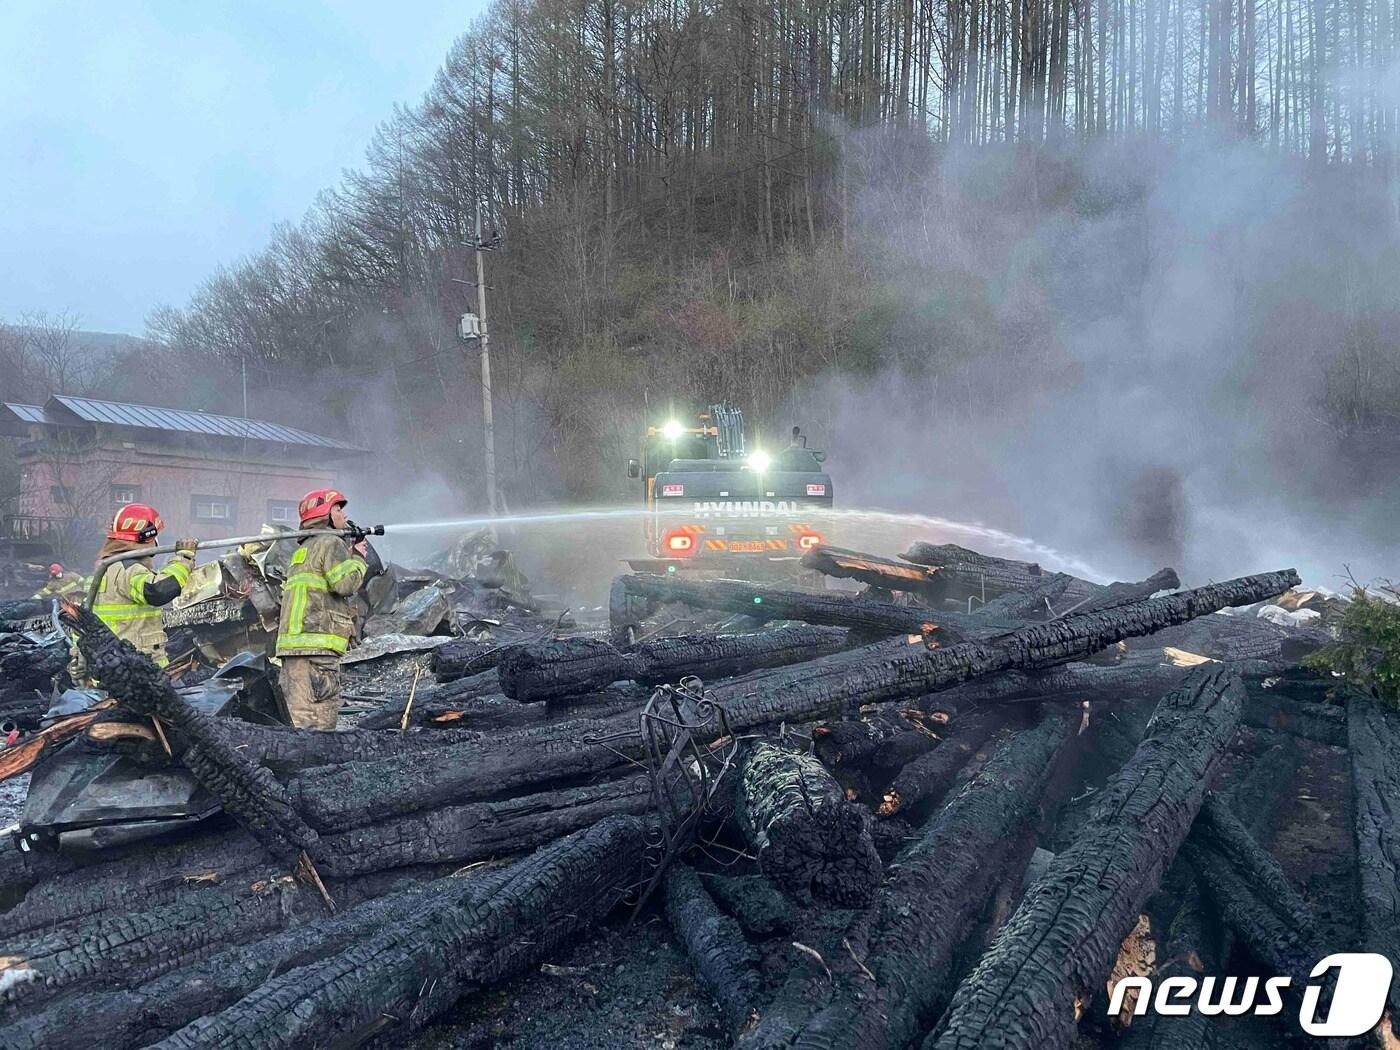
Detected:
[92,554,193,666]
[32,573,85,599]
[275,534,366,656]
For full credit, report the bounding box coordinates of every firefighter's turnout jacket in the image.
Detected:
[275,534,368,656]
[33,571,85,600]
[91,546,194,667]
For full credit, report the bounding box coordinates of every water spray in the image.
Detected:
[380,505,1110,581]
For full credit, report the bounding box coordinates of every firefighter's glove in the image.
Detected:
[173,539,199,558]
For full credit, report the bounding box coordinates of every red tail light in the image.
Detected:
[798,531,824,551]
[663,529,697,555]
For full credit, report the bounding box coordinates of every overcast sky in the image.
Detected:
[0,1,486,334]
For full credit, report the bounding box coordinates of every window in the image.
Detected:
[267,500,298,524]
[49,485,71,503]
[112,484,142,505]
[191,496,237,524]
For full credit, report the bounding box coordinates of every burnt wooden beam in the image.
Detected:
[143,815,648,1050]
[925,665,1246,1050]
[664,862,761,1037]
[762,710,1076,1050]
[799,545,943,600]
[735,742,882,907]
[498,626,850,702]
[614,573,962,639]
[59,601,320,866]
[1346,693,1400,1039]
[877,706,1010,818]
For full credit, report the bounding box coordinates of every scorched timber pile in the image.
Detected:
[0,547,1389,1050]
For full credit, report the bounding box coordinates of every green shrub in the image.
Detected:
[1305,588,1400,709]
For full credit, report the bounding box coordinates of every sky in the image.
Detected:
[0,1,487,334]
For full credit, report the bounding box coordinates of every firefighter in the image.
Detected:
[275,488,381,730]
[33,563,84,600]
[80,504,196,673]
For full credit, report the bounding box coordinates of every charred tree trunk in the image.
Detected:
[61,603,319,865]
[1346,693,1400,1037]
[1055,568,1181,616]
[4,868,512,1050]
[926,665,1246,1050]
[877,706,1010,818]
[429,638,522,682]
[358,680,646,732]
[698,872,795,937]
[764,710,1076,1050]
[310,773,654,876]
[356,668,502,729]
[291,572,1296,828]
[0,640,68,729]
[498,626,849,702]
[664,863,761,1037]
[812,709,938,769]
[900,543,1100,606]
[1242,682,1348,746]
[735,742,882,907]
[1182,795,1325,988]
[143,815,648,1050]
[799,545,943,600]
[615,573,958,638]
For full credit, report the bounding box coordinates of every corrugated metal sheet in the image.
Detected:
[2,403,48,423]
[48,395,364,452]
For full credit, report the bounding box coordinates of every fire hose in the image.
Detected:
[81,522,387,611]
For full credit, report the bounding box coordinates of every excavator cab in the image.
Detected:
[628,402,834,573]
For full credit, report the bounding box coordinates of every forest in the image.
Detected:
[5,0,1400,562]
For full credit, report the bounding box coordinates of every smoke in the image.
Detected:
[791,132,1400,588]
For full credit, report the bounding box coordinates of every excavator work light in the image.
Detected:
[748,450,771,472]
[661,420,686,440]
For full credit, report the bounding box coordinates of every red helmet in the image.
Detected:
[298,488,347,526]
[49,563,63,576]
[109,503,164,543]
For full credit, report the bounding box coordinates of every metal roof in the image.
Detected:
[43,395,365,452]
[3,403,47,424]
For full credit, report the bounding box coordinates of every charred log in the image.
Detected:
[900,543,1100,606]
[967,573,1077,624]
[293,572,1295,828]
[0,640,67,730]
[734,742,882,907]
[3,869,508,1050]
[1241,685,1347,747]
[664,863,761,1037]
[877,707,1010,818]
[146,815,647,1050]
[60,602,319,865]
[615,573,958,639]
[429,637,522,682]
[1346,693,1400,1037]
[356,668,501,729]
[773,710,1076,1050]
[698,872,795,937]
[310,773,654,876]
[498,626,850,703]
[800,545,943,600]
[1182,797,1324,988]
[926,665,1246,1050]
[357,680,647,733]
[812,710,935,768]
[706,571,1294,741]
[1056,568,1181,617]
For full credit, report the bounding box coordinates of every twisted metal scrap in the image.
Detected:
[626,676,738,919]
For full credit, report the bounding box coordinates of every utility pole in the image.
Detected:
[459,204,501,516]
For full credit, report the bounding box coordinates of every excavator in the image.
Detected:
[626,402,834,575]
